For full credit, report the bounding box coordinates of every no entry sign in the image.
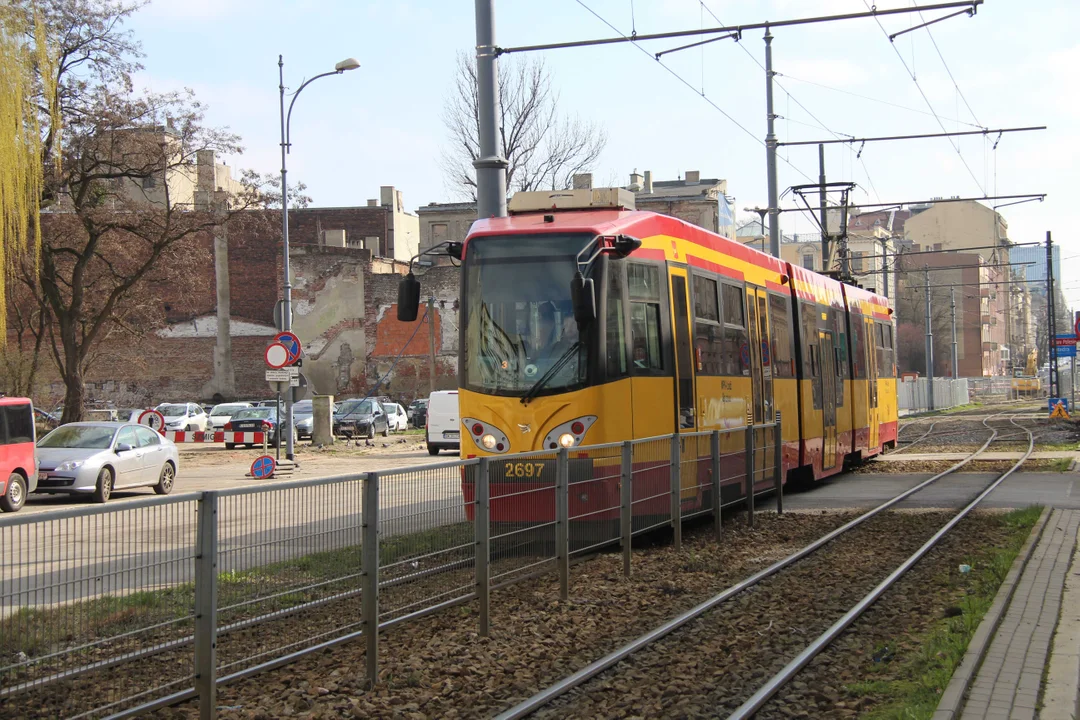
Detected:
[265,342,290,369]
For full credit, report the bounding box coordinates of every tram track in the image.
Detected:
[495,412,1037,719]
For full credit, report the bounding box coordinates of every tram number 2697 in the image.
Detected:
[504,461,547,479]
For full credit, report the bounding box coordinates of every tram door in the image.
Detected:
[819,330,838,470]
[866,318,880,450]
[669,271,698,500]
[747,287,774,486]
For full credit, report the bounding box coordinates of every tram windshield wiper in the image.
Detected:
[520,341,582,406]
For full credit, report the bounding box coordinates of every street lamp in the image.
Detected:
[278,55,359,461]
[744,206,769,254]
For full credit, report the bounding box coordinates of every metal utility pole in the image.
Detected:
[1047,231,1057,397]
[764,27,780,259]
[925,266,935,411]
[818,144,828,273]
[474,0,508,219]
[950,287,959,379]
[880,238,890,298]
[427,297,437,395]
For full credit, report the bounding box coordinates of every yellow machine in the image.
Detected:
[1011,349,1041,396]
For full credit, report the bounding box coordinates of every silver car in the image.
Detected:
[35,423,179,503]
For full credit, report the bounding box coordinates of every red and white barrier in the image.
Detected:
[163,431,266,444]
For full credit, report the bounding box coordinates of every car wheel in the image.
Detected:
[0,473,26,512]
[367,424,376,440]
[225,442,236,450]
[383,422,390,437]
[154,462,175,495]
[93,467,113,503]
[428,445,439,456]
[185,424,195,432]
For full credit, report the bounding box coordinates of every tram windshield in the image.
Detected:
[463,234,591,397]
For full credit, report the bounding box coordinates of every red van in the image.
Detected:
[0,397,37,512]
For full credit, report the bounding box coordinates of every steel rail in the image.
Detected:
[727,414,1035,718]
[493,413,1010,720]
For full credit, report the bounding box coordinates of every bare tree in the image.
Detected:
[441,51,607,200]
[14,0,273,423]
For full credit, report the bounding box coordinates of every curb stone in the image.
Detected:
[932,506,1053,720]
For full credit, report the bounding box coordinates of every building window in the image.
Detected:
[852,251,864,273]
[142,175,157,189]
[802,255,815,270]
[432,223,448,241]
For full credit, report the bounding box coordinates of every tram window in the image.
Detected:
[628,263,662,301]
[606,265,627,377]
[768,294,794,378]
[800,302,818,376]
[722,325,750,376]
[693,275,719,322]
[721,284,744,326]
[695,322,723,375]
[851,318,867,379]
[630,302,663,371]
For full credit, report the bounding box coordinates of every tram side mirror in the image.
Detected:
[570,272,596,325]
[397,272,421,321]
[447,242,463,261]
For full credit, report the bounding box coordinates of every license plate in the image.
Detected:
[443,431,459,439]
[38,472,47,482]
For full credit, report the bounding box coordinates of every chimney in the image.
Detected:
[380,185,395,206]
[628,170,643,192]
[367,199,378,207]
[685,170,700,184]
[324,229,347,248]
[572,173,593,190]
[643,170,653,194]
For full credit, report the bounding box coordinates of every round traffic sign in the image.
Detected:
[1074,313,1080,339]
[251,455,276,480]
[138,409,165,433]
[265,342,290,369]
[275,332,302,363]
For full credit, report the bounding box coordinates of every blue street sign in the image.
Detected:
[251,455,276,480]
[1054,346,1076,358]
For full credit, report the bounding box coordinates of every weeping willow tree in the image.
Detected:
[0,5,56,343]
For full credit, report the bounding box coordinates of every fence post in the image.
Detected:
[194,491,219,720]
[362,472,380,688]
[556,447,569,601]
[670,434,682,551]
[620,441,632,578]
[711,430,722,542]
[744,424,755,528]
[773,414,784,515]
[475,458,490,637]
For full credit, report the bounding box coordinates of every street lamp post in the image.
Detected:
[279,54,359,461]
[744,207,769,254]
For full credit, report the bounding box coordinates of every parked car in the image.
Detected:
[156,403,209,432]
[407,399,428,428]
[292,399,314,439]
[425,390,460,456]
[208,402,254,431]
[35,422,178,503]
[382,402,408,432]
[116,408,143,423]
[0,398,38,512]
[333,398,390,439]
[34,407,59,431]
[224,407,293,448]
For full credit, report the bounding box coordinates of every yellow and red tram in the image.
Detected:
[406,190,897,523]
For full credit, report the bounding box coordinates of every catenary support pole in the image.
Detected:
[764,27,780,259]
[925,266,935,411]
[819,143,829,271]
[950,287,959,379]
[1047,231,1057,397]
[427,297,436,395]
[474,0,508,219]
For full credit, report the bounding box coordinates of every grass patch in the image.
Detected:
[851,506,1042,720]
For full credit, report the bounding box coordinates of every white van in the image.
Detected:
[426,390,460,456]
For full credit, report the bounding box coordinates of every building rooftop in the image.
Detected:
[635,178,725,201]
[417,201,477,214]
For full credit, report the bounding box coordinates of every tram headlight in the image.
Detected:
[558,433,575,448]
[481,433,497,449]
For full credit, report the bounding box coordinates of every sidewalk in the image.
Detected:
[934,508,1080,720]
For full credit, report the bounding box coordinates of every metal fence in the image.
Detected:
[897,377,971,412]
[0,422,781,719]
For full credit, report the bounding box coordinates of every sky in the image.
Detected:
[127,0,1078,304]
